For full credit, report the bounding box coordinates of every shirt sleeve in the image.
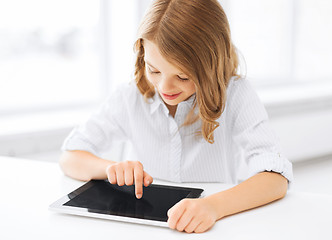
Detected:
[227,79,293,183]
[62,84,130,157]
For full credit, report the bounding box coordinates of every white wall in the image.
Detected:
[270,108,332,162]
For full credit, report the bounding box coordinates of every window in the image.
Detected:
[105,0,153,89]
[0,0,101,115]
[225,0,332,86]
[294,0,332,82]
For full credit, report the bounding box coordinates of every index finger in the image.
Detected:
[134,164,144,199]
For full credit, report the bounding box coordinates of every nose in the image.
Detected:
[158,76,174,93]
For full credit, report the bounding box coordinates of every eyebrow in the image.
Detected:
[145,60,187,76]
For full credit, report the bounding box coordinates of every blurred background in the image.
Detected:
[1,0,332,194]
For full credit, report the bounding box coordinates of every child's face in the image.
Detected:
[143,40,196,107]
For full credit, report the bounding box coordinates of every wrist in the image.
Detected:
[203,192,228,220]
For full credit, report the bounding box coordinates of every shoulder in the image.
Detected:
[109,80,140,99]
[106,81,143,105]
[225,77,263,108]
[224,77,268,124]
[226,77,256,99]
[103,81,149,115]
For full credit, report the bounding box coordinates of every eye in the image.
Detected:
[177,75,189,81]
[147,67,160,74]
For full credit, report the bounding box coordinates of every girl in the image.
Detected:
[60,0,293,233]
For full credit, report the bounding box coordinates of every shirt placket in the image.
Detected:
[168,115,182,182]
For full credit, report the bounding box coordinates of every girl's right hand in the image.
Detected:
[106,161,153,199]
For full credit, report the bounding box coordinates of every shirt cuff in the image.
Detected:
[247,153,294,184]
[61,135,99,157]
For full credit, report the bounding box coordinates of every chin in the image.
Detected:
[163,99,180,106]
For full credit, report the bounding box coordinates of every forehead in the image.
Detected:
[143,39,186,74]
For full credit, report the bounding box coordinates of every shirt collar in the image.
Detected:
[149,92,166,115]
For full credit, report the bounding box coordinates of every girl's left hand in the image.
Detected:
[167,198,218,233]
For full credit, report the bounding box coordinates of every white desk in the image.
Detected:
[0,156,331,240]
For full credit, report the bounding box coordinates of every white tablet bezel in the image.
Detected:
[49,180,204,228]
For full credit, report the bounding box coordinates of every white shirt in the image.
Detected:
[62,78,293,184]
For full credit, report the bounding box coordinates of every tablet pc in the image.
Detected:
[49,180,204,227]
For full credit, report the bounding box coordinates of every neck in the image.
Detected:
[166,104,177,117]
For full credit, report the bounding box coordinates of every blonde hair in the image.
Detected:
[134,0,239,144]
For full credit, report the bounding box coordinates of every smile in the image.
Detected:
[161,92,182,100]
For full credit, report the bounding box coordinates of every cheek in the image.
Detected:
[186,82,196,94]
[145,72,155,85]
[145,69,159,86]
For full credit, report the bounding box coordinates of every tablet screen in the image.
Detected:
[62,180,203,222]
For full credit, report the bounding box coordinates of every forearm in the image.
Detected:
[205,171,288,220]
[59,150,115,181]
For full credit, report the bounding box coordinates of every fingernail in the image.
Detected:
[136,193,142,199]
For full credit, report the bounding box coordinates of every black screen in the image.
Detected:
[64,180,195,222]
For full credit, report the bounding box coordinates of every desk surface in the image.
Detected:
[0,156,331,240]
